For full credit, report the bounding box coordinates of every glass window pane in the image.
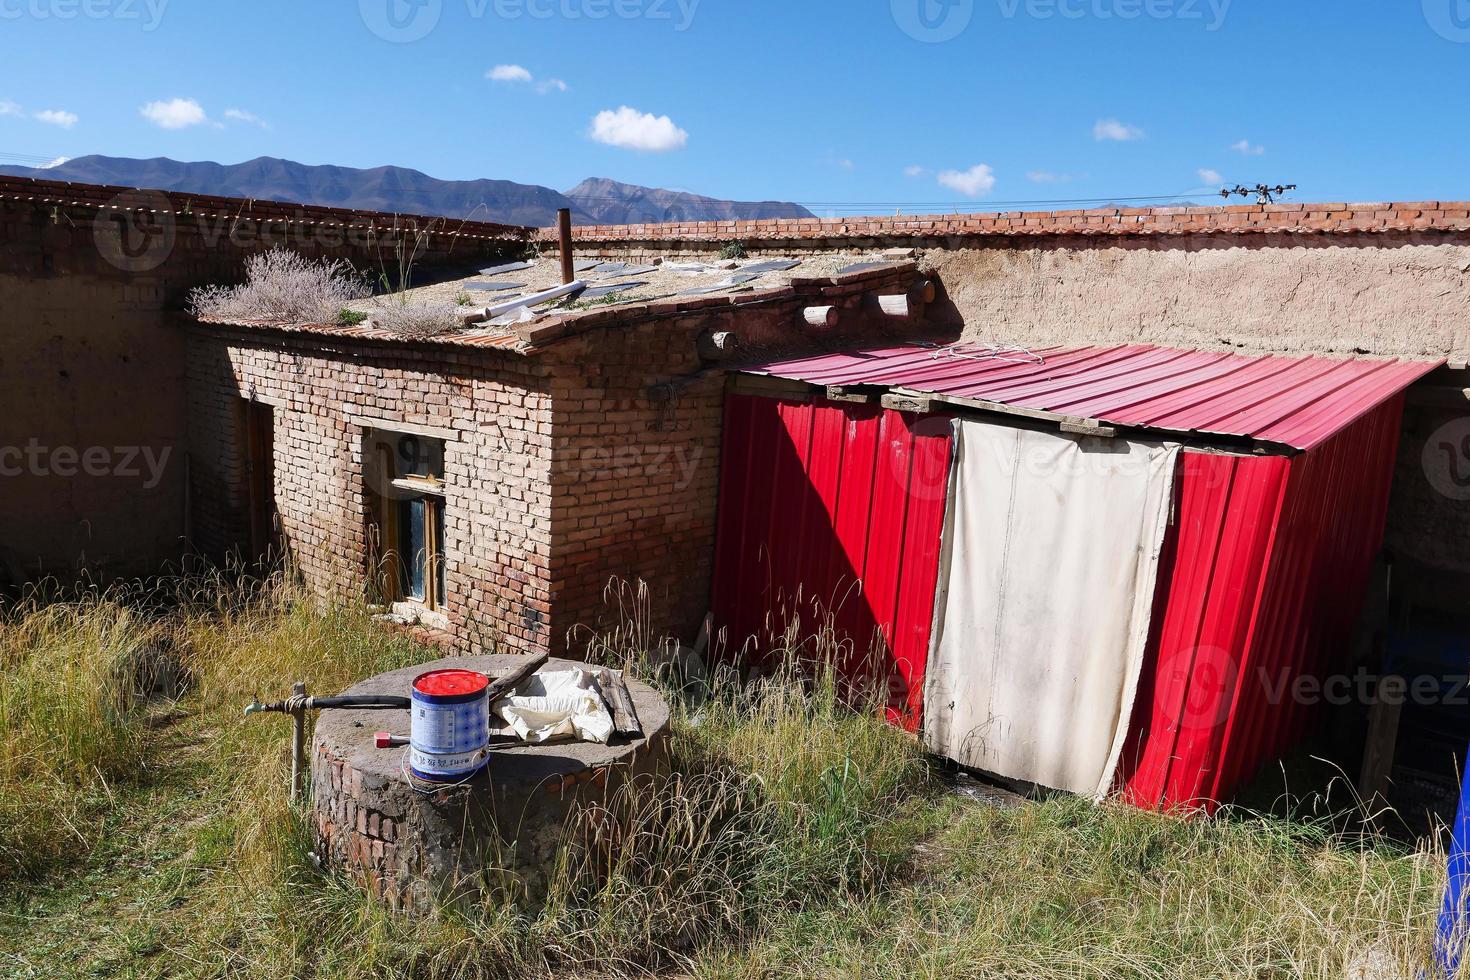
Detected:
[398,497,426,601]
[395,435,443,481]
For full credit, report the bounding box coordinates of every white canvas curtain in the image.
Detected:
[923,420,1180,798]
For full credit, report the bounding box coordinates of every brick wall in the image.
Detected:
[188,266,925,654]
[187,327,556,654]
[542,201,1470,249]
[538,265,925,650]
[2,179,530,579]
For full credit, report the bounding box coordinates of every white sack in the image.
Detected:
[923,420,1179,798]
[495,669,615,745]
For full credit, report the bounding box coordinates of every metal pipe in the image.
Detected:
[290,681,306,804]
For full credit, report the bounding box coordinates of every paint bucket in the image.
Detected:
[409,669,490,782]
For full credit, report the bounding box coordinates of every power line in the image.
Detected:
[0,150,65,166]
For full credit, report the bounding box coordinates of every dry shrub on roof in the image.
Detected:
[187,247,371,325]
[369,299,466,338]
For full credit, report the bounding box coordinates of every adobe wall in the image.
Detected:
[1,180,530,580]
[549,204,1470,361]
[186,328,556,654]
[565,235,1470,361]
[920,235,1470,361]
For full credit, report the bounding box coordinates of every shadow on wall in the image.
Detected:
[709,394,952,729]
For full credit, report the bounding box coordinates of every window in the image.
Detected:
[367,430,446,615]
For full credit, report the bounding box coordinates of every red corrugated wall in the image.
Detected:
[710,394,952,729]
[1118,395,1408,811]
[713,391,1407,808]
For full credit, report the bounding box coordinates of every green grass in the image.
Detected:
[0,573,1455,979]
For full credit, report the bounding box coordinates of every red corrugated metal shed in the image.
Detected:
[710,395,951,730]
[722,342,1438,811]
[744,343,1441,451]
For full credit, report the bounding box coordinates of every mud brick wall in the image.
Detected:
[1,177,530,580]
[186,327,556,654]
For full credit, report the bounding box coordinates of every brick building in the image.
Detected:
[186,262,929,654]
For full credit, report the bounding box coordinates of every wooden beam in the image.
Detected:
[825,385,873,404]
[882,392,933,413]
[728,373,814,401]
[871,293,913,320]
[557,208,574,285]
[697,330,739,360]
[1060,420,1117,438]
[803,305,839,328]
[487,652,551,704]
[595,669,644,739]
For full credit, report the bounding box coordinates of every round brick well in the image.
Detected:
[311,655,671,911]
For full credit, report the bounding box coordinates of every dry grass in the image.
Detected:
[367,298,466,338]
[0,572,1458,979]
[188,248,371,325]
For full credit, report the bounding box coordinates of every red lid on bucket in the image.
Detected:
[413,669,490,698]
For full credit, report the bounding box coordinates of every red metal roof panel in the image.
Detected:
[744,343,1443,451]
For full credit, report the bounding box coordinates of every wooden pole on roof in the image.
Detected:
[557,208,575,285]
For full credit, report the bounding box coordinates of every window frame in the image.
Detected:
[367,430,449,622]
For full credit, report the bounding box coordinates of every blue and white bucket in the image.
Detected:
[409,669,490,782]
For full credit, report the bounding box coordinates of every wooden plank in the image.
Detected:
[728,373,815,401]
[1358,674,1404,801]
[595,669,643,738]
[881,393,933,413]
[1059,420,1117,438]
[825,385,873,404]
[487,652,551,703]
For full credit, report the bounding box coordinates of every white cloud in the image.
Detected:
[224,108,269,128]
[1026,170,1073,183]
[487,64,533,82]
[589,106,688,153]
[1198,168,1224,185]
[1094,118,1144,142]
[904,164,927,178]
[836,158,855,171]
[141,97,208,129]
[35,109,77,129]
[937,163,996,197]
[0,100,21,117]
[489,65,567,94]
[1231,139,1265,156]
[39,156,70,169]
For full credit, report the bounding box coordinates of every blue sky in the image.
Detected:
[0,0,1466,211]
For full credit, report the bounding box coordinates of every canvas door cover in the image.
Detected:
[924,419,1181,797]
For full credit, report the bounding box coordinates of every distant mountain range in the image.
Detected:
[0,155,813,227]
